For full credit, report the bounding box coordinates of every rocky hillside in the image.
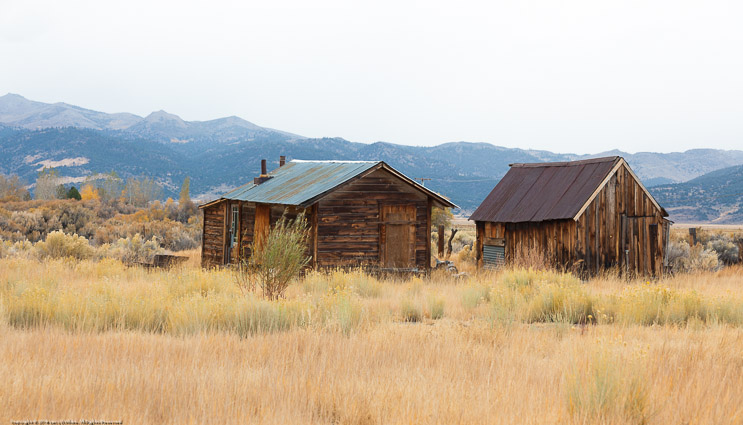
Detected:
[2,93,743,220]
[650,164,743,224]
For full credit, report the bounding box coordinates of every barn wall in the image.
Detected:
[476,163,669,276]
[478,220,578,270]
[315,169,429,268]
[201,201,227,268]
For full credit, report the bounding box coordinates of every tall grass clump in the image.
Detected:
[301,269,383,298]
[605,284,743,326]
[461,282,491,310]
[234,297,312,336]
[478,268,597,324]
[564,343,649,423]
[523,282,596,324]
[401,299,422,322]
[427,295,445,320]
[317,287,364,334]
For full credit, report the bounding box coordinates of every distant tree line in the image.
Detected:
[0,168,196,217]
[0,174,31,201]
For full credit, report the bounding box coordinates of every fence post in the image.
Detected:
[437,225,445,258]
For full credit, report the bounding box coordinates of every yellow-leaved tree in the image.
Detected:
[80,184,100,201]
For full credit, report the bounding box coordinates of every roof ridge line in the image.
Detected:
[290,159,379,163]
[510,156,621,168]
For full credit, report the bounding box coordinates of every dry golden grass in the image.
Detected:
[1,255,743,424]
[2,324,743,424]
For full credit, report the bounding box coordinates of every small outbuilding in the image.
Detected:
[200,158,457,270]
[469,156,670,276]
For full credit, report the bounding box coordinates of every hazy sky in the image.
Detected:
[1,0,742,153]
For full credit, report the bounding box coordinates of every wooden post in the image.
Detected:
[200,208,206,268]
[236,202,242,263]
[475,222,483,268]
[437,225,445,258]
[312,203,319,269]
[222,202,230,265]
[426,198,432,269]
[689,228,697,246]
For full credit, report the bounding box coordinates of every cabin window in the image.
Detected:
[231,205,239,247]
[483,245,505,268]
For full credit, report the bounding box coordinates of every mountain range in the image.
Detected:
[1,93,742,223]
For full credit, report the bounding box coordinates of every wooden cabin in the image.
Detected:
[200,158,457,270]
[469,156,671,276]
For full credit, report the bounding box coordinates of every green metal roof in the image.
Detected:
[208,160,457,208]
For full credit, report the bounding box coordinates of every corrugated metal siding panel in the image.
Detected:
[483,245,505,268]
[469,156,620,223]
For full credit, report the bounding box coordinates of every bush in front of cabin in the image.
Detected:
[248,213,311,300]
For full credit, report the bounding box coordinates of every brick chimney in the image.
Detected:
[253,159,273,184]
[279,155,286,167]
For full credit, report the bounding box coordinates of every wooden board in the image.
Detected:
[254,204,270,254]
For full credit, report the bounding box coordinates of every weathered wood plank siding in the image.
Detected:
[316,169,429,268]
[238,202,256,259]
[202,201,227,268]
[476,163,668,276]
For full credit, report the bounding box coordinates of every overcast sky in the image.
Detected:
[1,0,742,153]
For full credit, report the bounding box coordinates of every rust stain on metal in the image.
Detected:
[469,156,621,223]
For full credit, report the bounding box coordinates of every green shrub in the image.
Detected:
[100,233,162,264]
[249,213,311,300]
[706,236,739,265]
[667,240,720,272]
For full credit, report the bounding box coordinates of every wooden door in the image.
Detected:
[254,204,270,254]
[622,216,657,276]
[381,204,416,268]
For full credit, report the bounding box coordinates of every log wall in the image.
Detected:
[315,169,430,269]
[201,201,227,268]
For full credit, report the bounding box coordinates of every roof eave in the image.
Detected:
[378,162,459,209]
[198,198,226,209]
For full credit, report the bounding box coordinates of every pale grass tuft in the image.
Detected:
[565,341,649,423]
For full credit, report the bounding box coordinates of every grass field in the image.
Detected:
[1,253,743,424]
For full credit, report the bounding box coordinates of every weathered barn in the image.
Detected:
[469,156,671,276]
[200,158,457,270]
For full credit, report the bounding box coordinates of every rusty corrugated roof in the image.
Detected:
[209,160,457,208]
[469,156,621,223]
